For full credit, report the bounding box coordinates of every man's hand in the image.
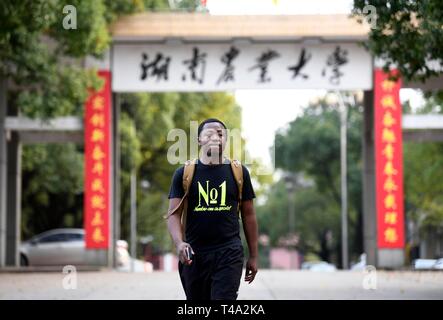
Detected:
[176,242,194,266]
[244,256,258,284]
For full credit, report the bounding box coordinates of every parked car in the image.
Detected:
[20,228,130,267]
[309,261,337,272]
[301,261,318,270]
[301,261,337,272]
[434,259,443,270]
[413,259,438,270]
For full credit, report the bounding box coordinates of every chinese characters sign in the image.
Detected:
[112,43,372,92]
[374,69,405,249]
[84,70,111,249]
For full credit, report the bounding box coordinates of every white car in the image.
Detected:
[301,261,317,270]
[413,259,438,270]
[20,228,130,267]
[432,259,443,270]
[302,261,337,272]
[309,261,337,272]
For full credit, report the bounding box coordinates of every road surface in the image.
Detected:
[0,269,442,299]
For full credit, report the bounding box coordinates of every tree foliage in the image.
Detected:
[403,98,443,231]
[353,0,443,84]
[21,144,85,239]
[259,93,364,264]
[0,0,169,118]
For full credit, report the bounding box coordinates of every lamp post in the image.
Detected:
[130,178,151,272]
[284,173,297,269]
[138,180,151,270]
[130,169,137,272]
[336,91,349,270]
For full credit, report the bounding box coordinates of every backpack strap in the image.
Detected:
[164,159,197,226]
[230,159,243,218]
[181,159,197,238]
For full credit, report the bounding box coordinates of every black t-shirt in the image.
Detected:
[168,159,256,252]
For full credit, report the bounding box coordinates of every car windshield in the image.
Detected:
[38,233,66,243]
[65,233,84,241]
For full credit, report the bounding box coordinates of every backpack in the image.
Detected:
[165,158,244,239]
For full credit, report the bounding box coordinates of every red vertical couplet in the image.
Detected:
[374,68,405,249]
[84,70,111,249]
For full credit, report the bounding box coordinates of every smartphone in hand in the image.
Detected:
[185,246,193,261]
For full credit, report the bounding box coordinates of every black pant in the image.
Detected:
[178,244,244,300]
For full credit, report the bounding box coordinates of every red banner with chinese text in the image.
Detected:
[374,68,405,249]
[84,70,111,249]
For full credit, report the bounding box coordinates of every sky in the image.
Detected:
[206,0,354,15]
[205,0,426,170]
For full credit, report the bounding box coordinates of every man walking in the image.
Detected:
[166,118,258,300]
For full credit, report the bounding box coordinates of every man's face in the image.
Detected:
[198,122,227,157]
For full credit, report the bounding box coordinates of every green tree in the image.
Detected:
[352,0,443,84]
[21,144,85,239]
[403,97,443,235]
[404,142,443,229]
[0,0,169,118]
[257,181,340,263]
[171,0,207,12]
[263,93,364,265]
[4,0,165,238]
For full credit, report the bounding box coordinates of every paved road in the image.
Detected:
[0,270,442,299]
